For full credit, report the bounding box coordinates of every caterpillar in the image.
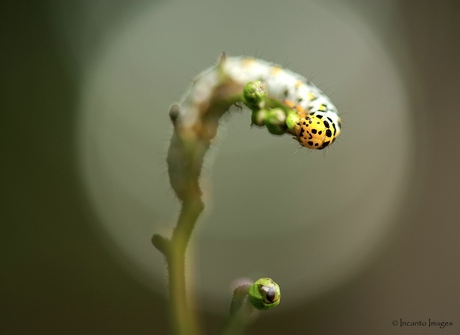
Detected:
[168,55,341,200]
[175,55,341,150]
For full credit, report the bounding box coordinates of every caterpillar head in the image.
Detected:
[295,112,341,150]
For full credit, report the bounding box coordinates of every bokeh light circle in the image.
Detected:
[78,0,413,312]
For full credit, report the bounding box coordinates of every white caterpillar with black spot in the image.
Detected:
[176,55,341,149]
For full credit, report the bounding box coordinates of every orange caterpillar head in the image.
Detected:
[295,113,341,150]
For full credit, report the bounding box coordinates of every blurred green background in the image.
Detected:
[2,0,460,334]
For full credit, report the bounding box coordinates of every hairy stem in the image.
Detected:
[153,73,244,335]
[167,198,204,335]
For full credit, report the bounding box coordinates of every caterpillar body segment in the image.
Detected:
[175,55,341,150]
[221,56,341,149]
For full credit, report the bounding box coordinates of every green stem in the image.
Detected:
[152,197,204,335]
[167,198,204,335]
[154,135,208,335]
[219,284,257,335]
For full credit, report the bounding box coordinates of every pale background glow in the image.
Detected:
[78,0,412,311]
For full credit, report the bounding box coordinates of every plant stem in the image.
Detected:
[167,198,204,335]
[219,283,257,335]
[153,78,243,335]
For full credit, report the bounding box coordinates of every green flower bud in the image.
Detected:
[243,81,268,109]
[251,109,267,126]
[265,108,287,135]
[248,278,281,310]
[286,111,300,131]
